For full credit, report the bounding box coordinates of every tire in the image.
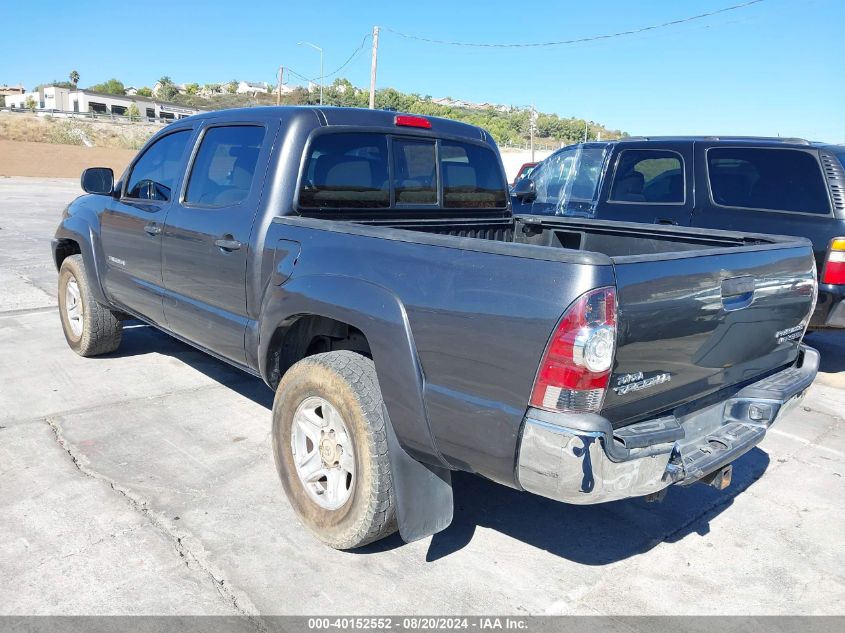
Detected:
[57,254,122,357]
[272,351,397,549]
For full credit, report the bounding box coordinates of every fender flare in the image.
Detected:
[258,274,454,542]
[53,217,108,305]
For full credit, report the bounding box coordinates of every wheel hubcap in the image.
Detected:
[65,277,83,337]
[290,396,355,510]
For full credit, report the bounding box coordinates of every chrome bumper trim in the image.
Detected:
[517,345,818,505]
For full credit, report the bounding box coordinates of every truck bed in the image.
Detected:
[354,215,817,427]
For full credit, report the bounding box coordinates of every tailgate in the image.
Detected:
[604,244,816,427]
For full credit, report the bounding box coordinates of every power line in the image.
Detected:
[321,34,371,80]
[282,34,371,90]
[382,0,766,48]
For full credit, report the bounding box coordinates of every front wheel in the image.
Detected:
[272,351,397,549]
[57,254,122,357]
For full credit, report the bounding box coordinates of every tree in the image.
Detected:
[203,83,221,95]
[89,78,125,95]
[226,80,238,94]
[184,82,200,96]
[25,95,36,111]
[156,76,178,101]
[127,103,140,121]
[136,86,153,97]
[69,70,79,87]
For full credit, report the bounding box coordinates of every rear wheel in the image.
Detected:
[272,351,397,549]
[57,255,122,357]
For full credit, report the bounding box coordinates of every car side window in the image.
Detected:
[184,126,266,207]
[708,148,831,214]
[609,149,684,204]
[125,130,192,201]
[533,149,575,205]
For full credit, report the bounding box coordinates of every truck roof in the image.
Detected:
[178,105,490,143]
[570,136,843,153]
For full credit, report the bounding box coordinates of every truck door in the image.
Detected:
[594,142,693,226]
[98,128,195,325]
[161,122,275,365]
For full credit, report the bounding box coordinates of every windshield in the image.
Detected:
[530,145,608,215]
[837,151,845,170]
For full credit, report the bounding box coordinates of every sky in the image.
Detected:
[3,0,844,142]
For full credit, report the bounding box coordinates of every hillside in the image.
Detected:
[168,78,627,148]
[1,78,628,153]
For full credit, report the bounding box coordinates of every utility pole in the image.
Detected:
[529,103,536,161]
[369,26,380,109]
[277,66,283,106]
[297,41,323,105]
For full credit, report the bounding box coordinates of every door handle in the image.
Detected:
[214,237,242,251]
[654,218,679,226]
[144,222,162,236]
[721,276,755,311]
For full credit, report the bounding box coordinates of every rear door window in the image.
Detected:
[609,149,684,204]
[707,147,830,214]
[184,125,266,207]
[299,133,390,209]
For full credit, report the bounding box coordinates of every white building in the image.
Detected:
[5,86,204,120]
[237,81,269,95]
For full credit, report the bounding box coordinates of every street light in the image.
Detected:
[297,41,323,105]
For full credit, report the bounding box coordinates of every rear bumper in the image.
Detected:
[810,283,845,328]
[516,345,819,504]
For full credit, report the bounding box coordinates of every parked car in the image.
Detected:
[53,109,818,549]
[512,137,845,328]
[510,161,537,188]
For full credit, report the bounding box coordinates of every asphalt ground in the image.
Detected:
[1,176,843,615]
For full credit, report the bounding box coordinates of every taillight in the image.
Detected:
[822,238,845,284]
[394,114,431,129]
[530,287,617,413]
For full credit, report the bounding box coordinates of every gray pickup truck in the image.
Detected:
[53,107,819,549]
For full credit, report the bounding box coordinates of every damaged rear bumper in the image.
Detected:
[516,344,819,504]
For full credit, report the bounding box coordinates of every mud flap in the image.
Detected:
[383,406,454,543]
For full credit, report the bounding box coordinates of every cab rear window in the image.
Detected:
[299,133,390,209]
[298,132,506,211]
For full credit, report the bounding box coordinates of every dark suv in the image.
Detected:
[512,137,845,328]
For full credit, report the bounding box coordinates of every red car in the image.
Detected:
[511,161,537,188]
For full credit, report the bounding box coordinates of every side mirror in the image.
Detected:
[512,177,536,202]
[81,167,114,195]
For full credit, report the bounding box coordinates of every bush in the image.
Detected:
[48,120,85,145]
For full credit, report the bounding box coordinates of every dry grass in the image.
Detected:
[0,112,159,149]
[0,139,138,178]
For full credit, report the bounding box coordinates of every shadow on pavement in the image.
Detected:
[104,322,274,409]
[805,330,845,374]
[419,447,769,564]
[112,322,772,565]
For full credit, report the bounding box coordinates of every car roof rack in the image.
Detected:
[616,135,811,145]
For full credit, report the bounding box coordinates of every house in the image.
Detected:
[237,81,269,95]
[0,84,25,97]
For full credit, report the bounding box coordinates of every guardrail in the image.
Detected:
[0,107,170,125]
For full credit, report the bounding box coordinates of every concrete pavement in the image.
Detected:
[1,176,843,615]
